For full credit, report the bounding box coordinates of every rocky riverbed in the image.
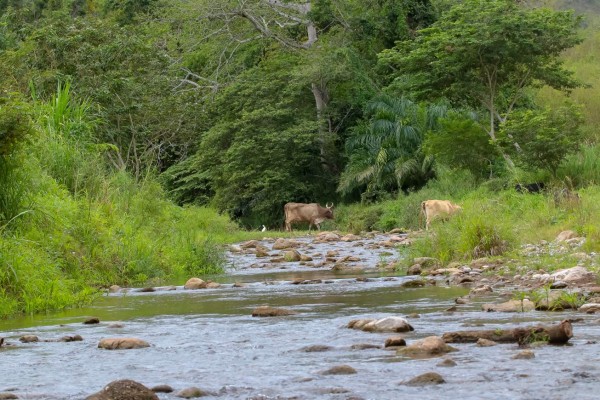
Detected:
[1,229,600,399]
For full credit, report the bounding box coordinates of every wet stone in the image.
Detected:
[320,365,357,375]
[176,387,208,398]
[437,358,457,367]
[84,317,100,324]
[85,379,158,400]
[301,345,333,352]
[402,372,445,386]
[0,393,18,399]
[98,338,150,350]
[151,385,174,393]
[19,335,38,343]
[251,306,297,317]
[512,350,535,360]
[384,336,406,348]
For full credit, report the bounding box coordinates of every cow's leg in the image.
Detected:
[285,221,292,232]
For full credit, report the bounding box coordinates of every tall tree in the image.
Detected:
[379,0,582,164]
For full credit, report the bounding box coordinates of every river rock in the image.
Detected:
[184,278,207,290]
[283,250,302,262]
[437,358,457,367]
[469,285,493,296]
[512,350,535,359]
[272,238,299,250]
[482,299,535,312]
[98,338,150,350]
[477,338,497,347]
[251,306,297,317]
[319,365,357,375]
[314,232,340,242]
[206,282,221,289]
[384,336,406,348]
[108,285,121,293]
[550,266,597,285]
[85,379,158,400]
[55,334,83,342]
[176,387,208,398]
[151,385,174,393]
[400,279,426,288]
[579,303,600,313]
[402,372,445,386]
[255,246,270,257]
[19,335,39,343]
[535,290,580,311]
[347,317,414,333]
[0,393,18,399]
[84,317,100,324]
[556,230,578,242]
[407,264,422,275]
[340,234,361,242]
[240,240,260,249]
[397,336,457,358]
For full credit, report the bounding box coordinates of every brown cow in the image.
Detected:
[421,200,461,230]
[284,202,334,232]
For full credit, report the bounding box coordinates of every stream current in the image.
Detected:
[1,233,599,399]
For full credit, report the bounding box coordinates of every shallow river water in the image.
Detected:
[1,233,600,400]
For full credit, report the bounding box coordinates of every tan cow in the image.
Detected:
[421,200,461,230]
[284,202,334,232]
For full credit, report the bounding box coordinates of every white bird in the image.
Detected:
[261,225,267,232]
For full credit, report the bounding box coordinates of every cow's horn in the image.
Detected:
[326,202,333,208]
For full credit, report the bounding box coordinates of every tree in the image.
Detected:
[2,11,199,177]
[337,95,445,199]
[163,53,330,227]
[497,104,583,175]
[423,115,500,179]
[379,0,582,164]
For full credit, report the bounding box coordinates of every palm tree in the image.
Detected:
[338,95,446,199]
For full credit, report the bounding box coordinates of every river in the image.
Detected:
[1,233,599,399]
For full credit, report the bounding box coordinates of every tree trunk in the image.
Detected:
[442,320,573,345]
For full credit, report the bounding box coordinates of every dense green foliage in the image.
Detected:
[1,0,600,318]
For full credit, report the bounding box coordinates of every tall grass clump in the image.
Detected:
[33,81,108,199]
[557,144,600,187]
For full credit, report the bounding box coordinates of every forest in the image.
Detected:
[1,0,600,318]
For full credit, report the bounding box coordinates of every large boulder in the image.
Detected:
[85,380,158,400]
[550,267,597,285]
[397,336,457,358]
[184,278,206,290]
[579,303,600,313]
[98,338,150,350]
[348,317,414,333]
